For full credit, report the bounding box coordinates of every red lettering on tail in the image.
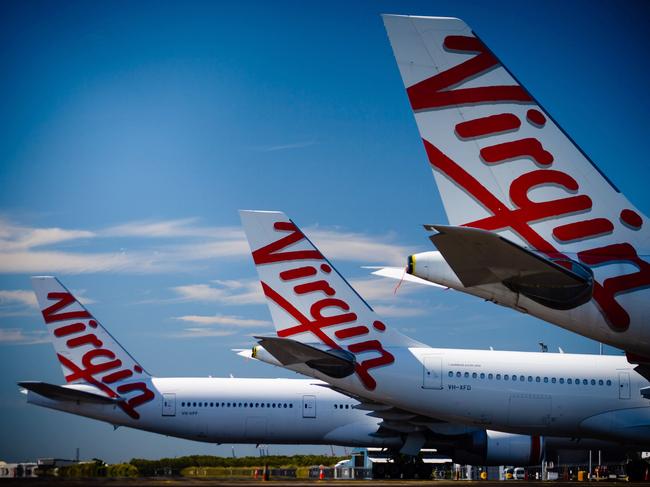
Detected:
[116,382,155,420]
[480,138,553,167]
[253,222,323,264]
[42,292,91,324]
[407,36,532,111]
[455,113,521,139]
[422,138,650,331]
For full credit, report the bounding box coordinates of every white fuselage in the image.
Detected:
[278,347,650,447]
[26,377,400,448]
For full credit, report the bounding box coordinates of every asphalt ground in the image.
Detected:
[0,480,640,486]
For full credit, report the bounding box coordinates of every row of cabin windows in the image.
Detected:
[447,370,613,387]
[181,401,293,409]
[334,404,351,409]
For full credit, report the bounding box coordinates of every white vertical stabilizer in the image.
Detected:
[31,276,154,418]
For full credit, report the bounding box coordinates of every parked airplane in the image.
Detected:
[23,276,625,477]
[239,210,650,462]
[377,15,650,363]
[22,277,401,448]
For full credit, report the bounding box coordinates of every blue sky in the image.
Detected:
[1,0,649,463]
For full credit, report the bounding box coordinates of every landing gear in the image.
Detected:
[371,452,433,479]
[626,457,650,482]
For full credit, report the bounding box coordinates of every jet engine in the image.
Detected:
[451,431,543,466]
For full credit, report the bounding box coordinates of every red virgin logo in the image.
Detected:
[411,35,650,332]
[253,221,394,390]
[42,292,154,419]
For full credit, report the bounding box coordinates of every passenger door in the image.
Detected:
[302,395,316,418]
[619,372,631,399]
[422,355,443,389]
[162,393,176,416]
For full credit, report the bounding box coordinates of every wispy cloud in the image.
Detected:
[254,140,316,152]
[0,328,49,345]
[0,217,247,274]
[102,219,243,240]
[171,328,239,339]
[0,290,38,308]
[0,219,94,251]
[0,216,415,275]
[306,228,411,266]
[171,280,264,305]
[174,314,270,328]
[373,304,427,318]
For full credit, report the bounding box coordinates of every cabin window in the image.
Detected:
[559,378,565,384]
[606,380,612,386]
[583,379,588,385]
[496,374,501,380]
[488,373,493,380]
[472,372,477,379]
[464,372,470,378]
[448,371,453,377]
[512,375,517,382]
[535,376,540,383]
[290,404,293,408]
[591,379,596,385]
[456,371,461,377]
[528,376,533,382]
[551,378,556,383]
[598,380,603,386]
[480,373,485,379]
[504,374,509,381]
[543,377,548,383]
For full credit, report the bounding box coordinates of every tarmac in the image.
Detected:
[0,480,640,487]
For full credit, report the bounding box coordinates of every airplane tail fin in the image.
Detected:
[381,14,649,254]
[239,210,419,389]
[30,277,154,418]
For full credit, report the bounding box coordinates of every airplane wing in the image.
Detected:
[18,381,119,404]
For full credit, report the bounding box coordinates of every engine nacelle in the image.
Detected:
[452,431,543,466]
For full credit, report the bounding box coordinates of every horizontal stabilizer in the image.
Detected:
[365,266,446,288]
[428,225,593,310]
[18,381,118,404]
[255,336,356,379]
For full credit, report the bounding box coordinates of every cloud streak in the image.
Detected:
[0,328,49,345]
[174,314,270,328]
[0,216,415,275]
[171,280,264,305]
[254,140,316,152]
